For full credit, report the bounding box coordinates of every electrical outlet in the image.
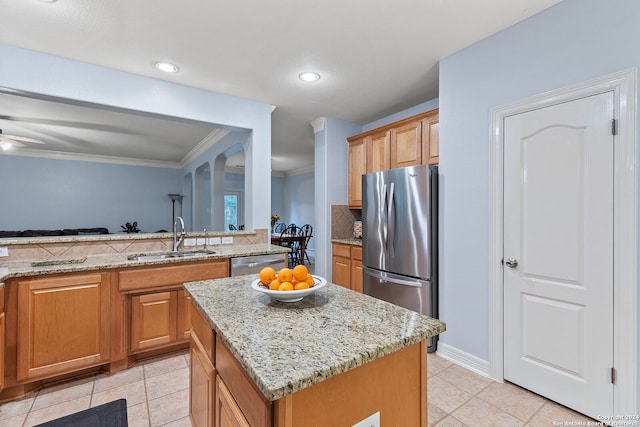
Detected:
[221,236,233,244]
[352,412,380,427]
[209,237,221,245]
[184,238,197,247]
[0,247,8,257]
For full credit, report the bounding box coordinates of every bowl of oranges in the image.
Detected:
[251,264,327,302]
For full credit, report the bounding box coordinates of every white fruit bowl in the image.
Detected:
[251,275,328,302]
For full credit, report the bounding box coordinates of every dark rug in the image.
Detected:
[35,398,128,427]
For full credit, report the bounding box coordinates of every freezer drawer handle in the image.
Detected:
[364,267,423,288]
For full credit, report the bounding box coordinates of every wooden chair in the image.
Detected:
[280,224,301,267]
[229,224,237,231]
[300,224,313,265]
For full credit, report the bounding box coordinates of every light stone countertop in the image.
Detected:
[185,275,446,401]
[331,238,363,246]
[0,244,289,282]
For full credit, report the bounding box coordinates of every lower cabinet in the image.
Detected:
[17,272,111,381]
[130,290,178,352]
[0,287,5,392]
[190,333,216,427]
[216,375,250,427]
[332,243,363,292]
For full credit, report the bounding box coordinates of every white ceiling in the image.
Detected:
[0,0,563,172]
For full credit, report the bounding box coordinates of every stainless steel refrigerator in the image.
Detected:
[362,164,439,352]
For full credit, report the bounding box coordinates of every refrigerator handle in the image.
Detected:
[387,182,395,258]
[364,267,423,288]
[382,183,388,253]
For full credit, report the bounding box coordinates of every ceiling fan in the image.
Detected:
[0,129,45,150]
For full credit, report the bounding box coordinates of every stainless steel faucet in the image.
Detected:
[173,216,186,252]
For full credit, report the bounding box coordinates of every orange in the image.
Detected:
[259,267,276,285]
[305,275,315,287]
[278,281,294,291]
[293,264,309,281]
[294,281,310,290]
[278,268,293,283]
[269,278,281,290]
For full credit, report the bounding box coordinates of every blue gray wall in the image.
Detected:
[438,0,640,363]
[0,155,181,233]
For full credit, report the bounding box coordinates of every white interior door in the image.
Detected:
[503,92,614,418]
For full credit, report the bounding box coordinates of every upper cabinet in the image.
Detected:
[347,109,439,208]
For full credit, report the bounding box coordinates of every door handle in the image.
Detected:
[505,258,518,268]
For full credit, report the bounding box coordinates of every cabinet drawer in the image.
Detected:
[332,244,351,258]
[351,246,362,261]
[191,300,215,361]
[119,260,229,291]
[215,336,271,427]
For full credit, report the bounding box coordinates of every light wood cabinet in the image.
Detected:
[17,273,111,381]
[422,114,439,165]
[332,243,363,292]
[216,375,250,427]
[348,136,367,208]
[347,109,439,208]
[391,119,422,169]
[366,130,391,173]
[131,291,177,352]
[190,332,216,427]
[122,259,229,354]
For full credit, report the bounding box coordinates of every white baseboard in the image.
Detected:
[436,342,492,379]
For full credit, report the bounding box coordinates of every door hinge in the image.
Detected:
[611,367,616,384]
[611,119,617,136]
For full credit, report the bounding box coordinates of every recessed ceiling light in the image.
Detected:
[1,142,13,151]
[298,72,321,82]
[154,62,180,73]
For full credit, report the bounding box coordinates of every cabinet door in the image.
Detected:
[390,120,422,169]
[190,333,216,427]
[216,375,250,427]
[351,247,363,293]
[17,273,111,381]
[348,137,367,208]
[0,311,4,392]
[422,115,439,165]
[366,130,390,173]
[130,291,177,352]
[177,289,192,341]
[332,256,351,289]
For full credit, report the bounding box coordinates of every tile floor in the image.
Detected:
[0,349,597,427]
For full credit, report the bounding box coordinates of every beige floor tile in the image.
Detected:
[127,402,151,427]
[428,403,448,426]
[91,380,147,408]
[452,397,524,427]
[435,415,467,426]
[162,416,194,427]
[1,413,28,426]
[428,376,474,413]
[94,365,144,393]
[145,367,190,400]
[31,378,94,411]
[528,401,595,427]
[23,395,91,427]
[477,381,546,422]
[147,388,190,426]
[0,396,35,420]
[428,353,454,377]
[437,363,494,395]
[143,353,189,379]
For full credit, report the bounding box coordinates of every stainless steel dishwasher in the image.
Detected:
[230,253,287,276]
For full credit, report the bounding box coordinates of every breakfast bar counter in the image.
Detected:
[184,274,446,426]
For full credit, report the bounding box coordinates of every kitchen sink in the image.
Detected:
[127,250,216,261]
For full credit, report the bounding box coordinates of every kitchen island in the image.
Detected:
[185,274,446,427]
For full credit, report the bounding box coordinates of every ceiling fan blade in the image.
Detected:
[3,134,45,144]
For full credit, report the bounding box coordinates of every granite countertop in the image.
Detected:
[331,238,363,246]
[0,244,289,282]
[185,275,446,401]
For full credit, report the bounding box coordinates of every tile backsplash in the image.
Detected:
[331,205,362,239]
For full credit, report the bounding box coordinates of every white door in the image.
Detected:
[503,92,614,418]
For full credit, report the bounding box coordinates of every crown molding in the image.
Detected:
[0,147,182,168]
[310,117,326,134]
[181,128,230,167]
